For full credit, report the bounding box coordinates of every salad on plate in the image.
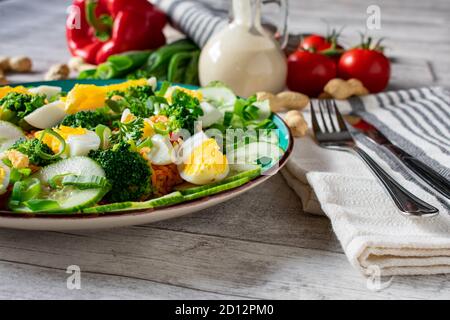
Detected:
[0,78,284,214]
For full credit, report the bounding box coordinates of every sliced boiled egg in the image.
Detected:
[121,109,154,139]
[177,131,229,185]
[198,102,222,128]
[120,108,134,123]
[0,162,11,195]
[28,85,62,99]
[35,126,100,157]
[65,79,149,114]
[145,134,175,165]
[164,86,203,104]
[24,100,67,129]
[66,130,100,157]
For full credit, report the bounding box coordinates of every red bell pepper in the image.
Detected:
[66,0,167,65]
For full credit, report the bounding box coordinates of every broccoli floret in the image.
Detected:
[110,117,144,144]
[61,110,110,130]
[107,85,154,118]
[0,92,46,119]
[88,142,152,202]
[159,89,203,133]
[9,138,60,166]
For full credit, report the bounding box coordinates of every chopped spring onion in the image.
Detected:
[37,129,66,159]
[95,124,112,149]
[48,173,72,189]
[23,199,61,212]
[9,167,33,184]
[10,178,42,203]
[153,121,169,135]
[243,105,260,121]
[157,81,170,97]
[61,175,110,190]
[223,111,233,127]
[137,137,153,150]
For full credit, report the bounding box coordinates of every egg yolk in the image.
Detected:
[0,86,29,99]
[182,139,228,176]
[105,79,147,92]
[35,126,87,154]
[6,150,29,169]
[0,166,5,189]
[143,120,154,138]
[65,79,148,114]
[65,84,106,114]
[164,86,203,104]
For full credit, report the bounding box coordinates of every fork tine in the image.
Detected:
[332,100,348,132]
[325,100,337,132]
[310,101,322,135]
[318,100,330,132]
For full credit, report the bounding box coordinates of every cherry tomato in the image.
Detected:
[338,49,390,93]
[301,32,344,64]
[287,50,337,97]
[301,35,334,52]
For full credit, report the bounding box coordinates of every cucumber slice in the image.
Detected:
[182,177,251,201]
[227,142,283,172]
[199,87,237,109]
[11,157,108,213]
[175,166,261,195]
[0,120,25,152]
[82,191,184,213]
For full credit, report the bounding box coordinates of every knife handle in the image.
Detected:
[352,146,439,216]
[400,155,450,199]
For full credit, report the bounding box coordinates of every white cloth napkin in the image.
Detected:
[282,88,450,277]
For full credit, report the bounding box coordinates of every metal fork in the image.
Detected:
[310,99,439,217]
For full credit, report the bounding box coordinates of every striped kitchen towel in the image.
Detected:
[152,0,292,48]
[281,87,450,276]
[152,0,229,47]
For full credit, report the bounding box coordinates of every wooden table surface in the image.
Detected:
[0,0,449,299]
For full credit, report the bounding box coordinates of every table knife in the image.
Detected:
[351,118,450,199]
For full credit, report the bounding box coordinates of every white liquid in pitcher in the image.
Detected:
[199,0,287,97]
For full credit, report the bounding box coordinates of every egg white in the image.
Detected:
[146,134,175,165]
[28,85,62,99]
[66,130,101,157]
[177,132,229,185]
[176,131,209,164]
[24,100,67,129]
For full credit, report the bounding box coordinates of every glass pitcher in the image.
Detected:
[199,0,289,97]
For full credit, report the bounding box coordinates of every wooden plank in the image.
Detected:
[152,174,343,253]
[0,227,448,299]
[0,261,239,299]
[0,0,449,300]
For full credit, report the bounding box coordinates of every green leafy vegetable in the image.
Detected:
[0,92,46,120]
[9,138,60,166]
[61,110,110,130]
[36,129,66,160]
[107,85,154,117]
[159,89,203,133]
[88,142,152,202]
[110,117,145,144]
